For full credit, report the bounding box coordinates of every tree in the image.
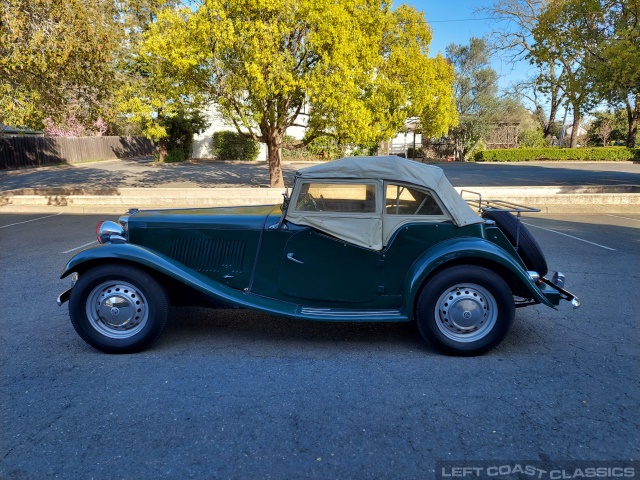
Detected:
[586,109,627,146]
[446,38,500,160]
[531,0,603,148]
[143,0,457,187]
[481,0,567,141]
[111,0,204,160]
[601,1,640,147]
[556,0,640,147]
[0,0,120,130]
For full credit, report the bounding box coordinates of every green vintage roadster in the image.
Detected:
[58,156,578,355]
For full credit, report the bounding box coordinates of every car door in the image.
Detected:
[277,180,385,304]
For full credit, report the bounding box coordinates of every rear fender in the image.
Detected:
[402,238,554,319]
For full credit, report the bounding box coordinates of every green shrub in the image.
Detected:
[281,136,377,160]
[162,109,207,162]
[212,131,260,160]
[281,135,315,160]
[406,147,423,158]
[164,147,187,163]
[351,142,378,156]
[474,147,640,162]
[307,136,347,160]
[518,128,548,148]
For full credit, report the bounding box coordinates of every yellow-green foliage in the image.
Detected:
[0,0,120,128]
[143,0,458,149]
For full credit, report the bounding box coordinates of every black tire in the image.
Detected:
[483,209,548,277]
[69,264,170,353]
[416,265,515,356]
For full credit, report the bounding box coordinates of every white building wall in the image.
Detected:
[192,104,307,161]
[388,131,422,156]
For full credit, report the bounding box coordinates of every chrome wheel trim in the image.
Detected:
[434,283,498,343]
[85,281,148,339]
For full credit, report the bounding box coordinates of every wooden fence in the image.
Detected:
[0,136,154,169]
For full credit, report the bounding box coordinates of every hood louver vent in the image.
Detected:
[169,238,246,273]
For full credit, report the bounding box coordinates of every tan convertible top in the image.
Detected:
[294,156,483,229]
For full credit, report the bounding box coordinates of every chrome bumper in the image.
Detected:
[540,274,580,309]
[57,288,72,306]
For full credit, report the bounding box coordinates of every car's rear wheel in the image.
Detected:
[69,264,170,353]
[416,265,515,356]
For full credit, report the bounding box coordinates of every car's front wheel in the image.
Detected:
[416,265,515,356]
[69,264,170,353]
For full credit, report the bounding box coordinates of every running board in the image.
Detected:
[298,307,408,322]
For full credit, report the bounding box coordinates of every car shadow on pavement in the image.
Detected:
[159,306,427,354]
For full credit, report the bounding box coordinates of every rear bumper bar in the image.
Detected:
[539,276,580,308]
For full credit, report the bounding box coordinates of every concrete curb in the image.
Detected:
[458,186,640,214]
[1,185,639,214]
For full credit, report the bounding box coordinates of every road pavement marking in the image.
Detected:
[0,213,62,229]
[522,222,616,251]
[62,240,98,254]
[606,214,640,223]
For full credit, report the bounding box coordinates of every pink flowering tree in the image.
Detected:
[43,116,109,137]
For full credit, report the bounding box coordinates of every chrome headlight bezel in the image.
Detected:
[97,220,126,244]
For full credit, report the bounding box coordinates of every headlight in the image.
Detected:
[96,220,126,244]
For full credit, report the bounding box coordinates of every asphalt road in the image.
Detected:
[1,158,638,191]
[1,212,638,478]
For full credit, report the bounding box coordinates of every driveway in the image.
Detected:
[1,158,638,191]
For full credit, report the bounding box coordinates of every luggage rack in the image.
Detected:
[460,189,541,215]
[460,189,540,251]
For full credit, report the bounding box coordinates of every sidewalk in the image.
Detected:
[1,158,639,214]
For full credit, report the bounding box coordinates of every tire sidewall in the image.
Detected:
[69,264,169,353]
[416,265,515,356]
[483,210,548,276]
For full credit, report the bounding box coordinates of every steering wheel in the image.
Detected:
[299,193,319,211]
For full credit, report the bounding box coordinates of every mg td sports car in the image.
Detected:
[58,156,579,356]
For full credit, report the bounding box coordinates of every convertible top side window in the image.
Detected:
[294,182,377,213]
[385,184,444,216]
[382,183,450,247]
[286,180,383,250]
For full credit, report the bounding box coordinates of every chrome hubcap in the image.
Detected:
[86,282,148,339]
[434,283,498,342]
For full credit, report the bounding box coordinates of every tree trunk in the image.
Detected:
[569,111,580,148]
[625,94,639,148]
[156,108,167,162]
[544,66,564,141]
[544,102,559,141]
[266,138,284,188]
[158,137,168,162]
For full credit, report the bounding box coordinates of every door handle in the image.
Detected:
[286,253,304,264]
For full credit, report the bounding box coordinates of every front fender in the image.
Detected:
[402,237,554,319]
[62,243,187,279]
[61,243,253,310]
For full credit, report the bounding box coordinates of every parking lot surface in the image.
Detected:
[1,158,638,191]
[1,212,638,478]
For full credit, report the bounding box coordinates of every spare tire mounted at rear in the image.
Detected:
[482,209,548,277]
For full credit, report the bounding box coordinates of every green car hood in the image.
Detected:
[128,204,280,231]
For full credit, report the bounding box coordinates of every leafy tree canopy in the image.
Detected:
[446,37,501,159]
[143,0,457,186]
[531,0,640,147]
[0,0,120,129]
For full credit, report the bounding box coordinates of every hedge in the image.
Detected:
[212,130,260,161]
[474,147,640,162]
